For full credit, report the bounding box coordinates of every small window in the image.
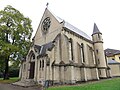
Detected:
[40,60,41,68]
[42,60,44,68]
[81,43,85,63]
[81,43,83,48]
[69,38,73,61]
[69,38,72,42]
[96,49,98,54]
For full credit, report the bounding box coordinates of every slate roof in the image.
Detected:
[34,45,41,53]
[53,11,91,40]
[64,22,91,40]
[114,50,120,55]
[92,23,101,35]
[104,48,120,56]
[108,60,120,64]
[35,42,55,57]
[40,42,54,56]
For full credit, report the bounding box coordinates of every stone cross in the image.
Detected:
[46,3,49,8]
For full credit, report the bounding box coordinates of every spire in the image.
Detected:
[92,23,101,35]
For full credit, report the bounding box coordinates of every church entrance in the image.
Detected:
[29,62,35,79]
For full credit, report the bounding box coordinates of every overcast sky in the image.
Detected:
[0,0,120,50]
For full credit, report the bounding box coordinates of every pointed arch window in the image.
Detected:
[33,54,35,59]
[42,60,44,69]
[40,60,41,68]
[69,38,73,61]
[81,43,85,63]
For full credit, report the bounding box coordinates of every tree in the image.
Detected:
[0,5,33,79]
[0,57,5,78]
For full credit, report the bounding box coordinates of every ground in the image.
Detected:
[1,77,120,90]
[0,83,42,90]
[48,77,120,90]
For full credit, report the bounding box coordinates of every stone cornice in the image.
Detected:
[91,32,102,36]
[52,63,98,68]
[93,41,103,44]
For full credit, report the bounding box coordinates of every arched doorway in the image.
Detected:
[29,62,35,79]
[29,51,35,79]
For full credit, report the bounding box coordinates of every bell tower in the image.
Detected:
[92,23,107,78]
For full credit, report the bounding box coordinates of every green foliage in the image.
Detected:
[9,59,20,69]
[9,68,19,77]
[0,5,33,79]
[0,5,33,60]
[9,60,20,77]
[0,55,5,77]
[48,78,120,90]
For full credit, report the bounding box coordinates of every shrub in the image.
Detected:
[9,68,19,77]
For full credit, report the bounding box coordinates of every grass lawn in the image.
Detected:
[48,78,120,90]
[0,77,19,84]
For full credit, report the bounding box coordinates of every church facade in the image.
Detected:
[19,8,111,85]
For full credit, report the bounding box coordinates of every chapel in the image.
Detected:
[19,8,111,85]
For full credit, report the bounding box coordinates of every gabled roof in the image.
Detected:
[35,42,55,57]
[92,23,101,35]
[63,21,91,40]
[34,45,41,53]
[104,48,120,56]
[49,8,91,40]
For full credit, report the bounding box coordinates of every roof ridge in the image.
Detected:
[47,8,91,40]
[63,21,91,40]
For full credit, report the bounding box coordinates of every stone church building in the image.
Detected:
[19,8,111,85]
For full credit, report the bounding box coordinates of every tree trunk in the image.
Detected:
[3,56,9,80]
[3,30,9,80]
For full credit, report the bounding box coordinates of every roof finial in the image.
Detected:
[46,2,49,8]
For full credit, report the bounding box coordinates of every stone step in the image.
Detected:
[12,79,37,87]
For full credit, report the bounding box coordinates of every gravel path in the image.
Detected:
[0,83,42,90]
